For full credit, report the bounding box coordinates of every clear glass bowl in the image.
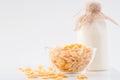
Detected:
[45,45,96,76]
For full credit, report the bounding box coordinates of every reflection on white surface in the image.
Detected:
[88,69,120,80]
[66,69,120,80]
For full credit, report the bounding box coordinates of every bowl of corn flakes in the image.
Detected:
[48,43,96,73]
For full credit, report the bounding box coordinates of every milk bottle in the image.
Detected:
[74,1,119,70]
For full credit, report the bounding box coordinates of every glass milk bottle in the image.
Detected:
[74,1,119,71]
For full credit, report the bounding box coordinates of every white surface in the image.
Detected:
[0,0,120,80]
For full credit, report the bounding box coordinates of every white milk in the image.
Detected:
[74,1,119,71]
[76,18,109,70]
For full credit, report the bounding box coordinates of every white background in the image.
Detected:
[0,0,120,80]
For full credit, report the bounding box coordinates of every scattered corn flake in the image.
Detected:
[38,66,43,69]
[18,67,24,72]
[76,75,88,79]
[53,77,63,80]
[19,66,68,79]
[57,73,68,78]
[48,67,54,71]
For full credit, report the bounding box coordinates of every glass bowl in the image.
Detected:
[46,44,96,76]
